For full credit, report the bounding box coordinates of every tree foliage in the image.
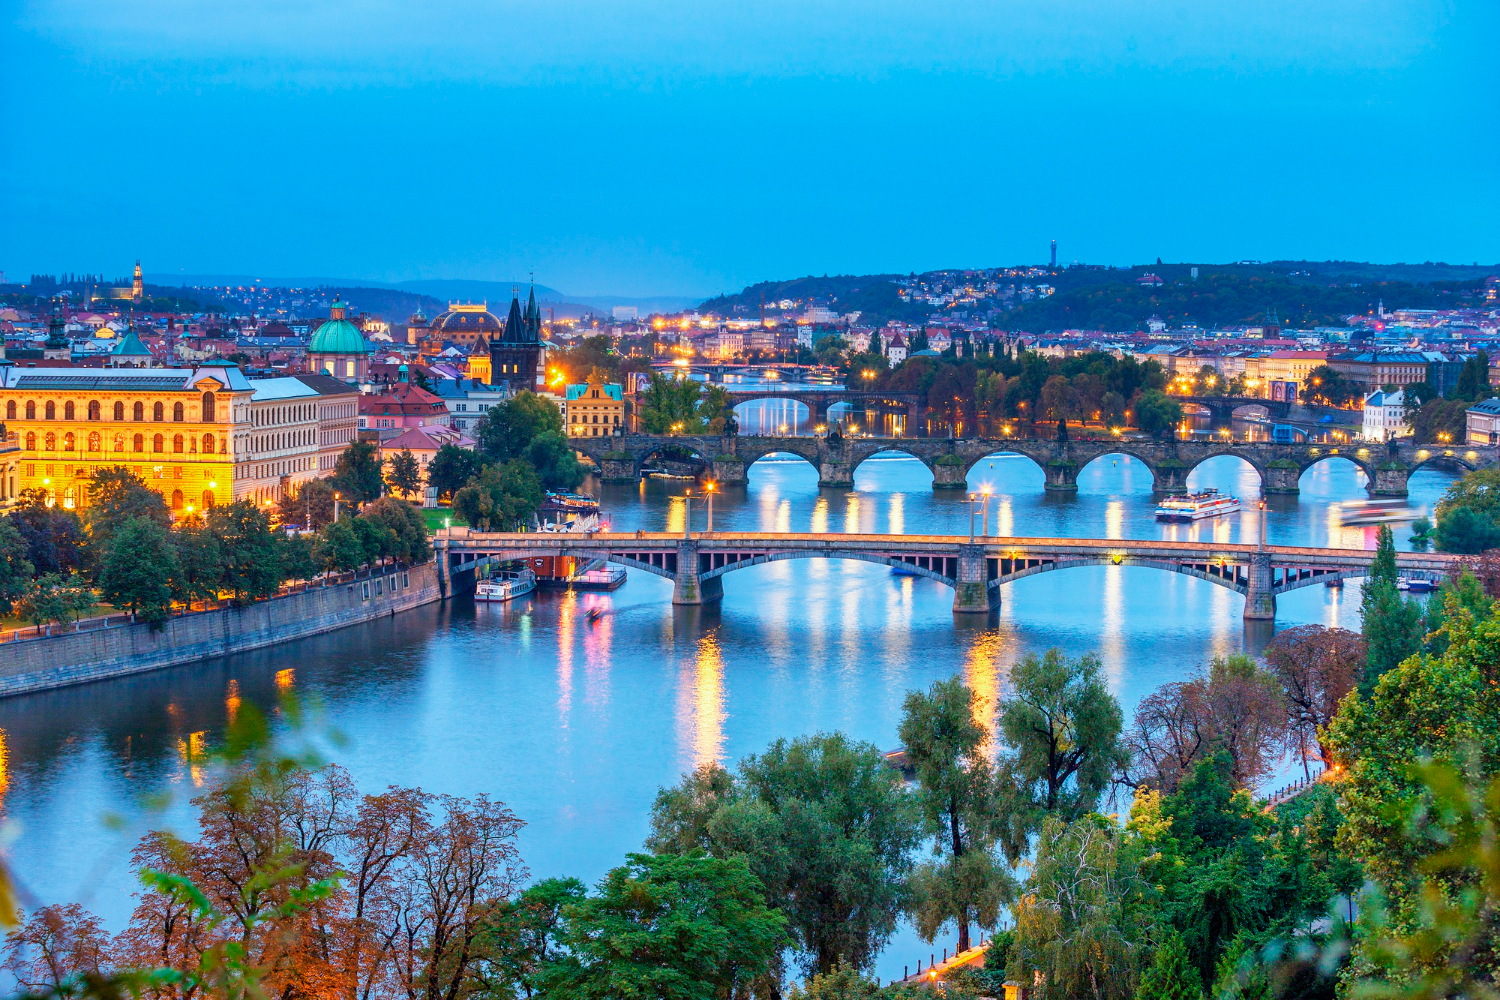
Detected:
[452,461,544,531]
[332,440,386,503]
[98,516,179,627]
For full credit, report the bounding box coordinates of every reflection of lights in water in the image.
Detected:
[178,731,207,787]
[775,499,792,533]
[557,591,576,722]
[226,679,241,725]
[581,595,613,708]
[758,480,781,531]
[678,632,726,769]
[889,493,905,535]
[963,631,1004,751]
[1325,583,1343,628]
[1099,563,1127,691]
[811,496,829,534]
[666,496,687,534]
[275,669,294,690]
[996,496,1014,537]
[844,494,862,533]
[1208,581,1235,662]
[0,728,8,802]
[1105,500,1123,540]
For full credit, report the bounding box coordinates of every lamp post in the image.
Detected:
[1258,498,1267,549]
[334,491,341,523]
[683,488,692,539]
[967,492,977,542]
[705,481,715,532]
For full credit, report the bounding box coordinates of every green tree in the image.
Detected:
[84,466,170,560]
[16,572,95,629]
[476,392,565,462]
[536,852,785,1000]
[526,430,585,491]
[170,517,224,604]
[275,477,337,531]
[452,461,544,531]
[314,517,364,572]
[1134,390,1183,439]
[996,650,1126,855]
[786,963,883,1000]
[8,493,85,576]
[277,531,317,583]
[1138,933,1204,1000]
[647,733,921,976]
[1433,505,1500,553]
[332,440,385,503]
[353,515,396,565]
[475,877,587,999]
[897,677,1014,953]
[358,497,431,564]
[1360,525,1425,689]
[427,444,481,503]
[1452,349,1491,401]
[97,516,179,627]
[1304,365,1358,407]
[387,447,423,500]
[0,516,36,613]
[206,500,283,604]
[637,374,708,434]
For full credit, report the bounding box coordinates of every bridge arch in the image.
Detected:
[850,446,938,475]
[1184,452,1267,493]
[960,449,1048,482]
[1073,451,1162,492]
[699,549,956,584]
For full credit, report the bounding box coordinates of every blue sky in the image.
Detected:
[3,0,1496,297]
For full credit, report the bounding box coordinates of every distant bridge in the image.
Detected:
[723,387,924,420]
[434,530,1461,620]
[570,433,1497,497]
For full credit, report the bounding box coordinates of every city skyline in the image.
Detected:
[4,0,1498,296]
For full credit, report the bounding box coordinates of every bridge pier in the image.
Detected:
[933,456,967,490]
[712,454,747,486]
[952,544,998,614]
[600,454,638,483]
[1151,460,1189,494]
[820,459,854,488]
[1369,462,1410,498]
[1263,460,1300,495]
[672,541,723,605]
[1044,458,1078,493]
[1244,551,1276,620]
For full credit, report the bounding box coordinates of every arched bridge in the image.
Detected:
[433,529,1460,621]
[570,434,1500,497]
[723,388,924,420]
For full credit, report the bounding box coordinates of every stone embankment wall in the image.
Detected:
[0,563,441,698]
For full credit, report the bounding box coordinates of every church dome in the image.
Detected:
[309,300,370,354]
[429,302,503,339]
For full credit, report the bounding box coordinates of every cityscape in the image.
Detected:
[3,1,1499,998]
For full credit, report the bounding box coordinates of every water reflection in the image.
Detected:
[679,632,727,770]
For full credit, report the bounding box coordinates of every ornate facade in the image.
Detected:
[490,286,546,394]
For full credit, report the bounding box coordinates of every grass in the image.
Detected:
[423,507,467,532]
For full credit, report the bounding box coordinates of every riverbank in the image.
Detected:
[0,562,441,698]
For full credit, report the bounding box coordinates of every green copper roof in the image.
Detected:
[308,316,370,354]
[112,330,152,356]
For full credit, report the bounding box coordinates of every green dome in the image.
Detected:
[309,301,369,355]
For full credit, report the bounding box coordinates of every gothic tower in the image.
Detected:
[489,285,545,394]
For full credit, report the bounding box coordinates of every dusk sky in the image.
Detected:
[3,0,1497,297]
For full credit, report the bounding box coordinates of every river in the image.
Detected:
[0,398,1455,983]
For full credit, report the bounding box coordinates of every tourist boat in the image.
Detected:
[475,567,537,603]
[1335,500,1422,525]
[1398,577,1437,594]
[571,564,627,591]
[542,490,600,515]
[1154,488,1243,522]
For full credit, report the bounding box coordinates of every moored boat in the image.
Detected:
[475,567,537,603]
[571,564,627,591]
[1154,488,1243,522]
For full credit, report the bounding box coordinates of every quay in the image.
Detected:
[433,530,1460,620]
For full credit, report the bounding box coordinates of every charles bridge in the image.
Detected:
[569,433,1498,497]
[433,529,1461,621]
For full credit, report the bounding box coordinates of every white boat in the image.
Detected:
[475,567,537,602]
[1336,500,1422,525]
[1154,488,1243,522]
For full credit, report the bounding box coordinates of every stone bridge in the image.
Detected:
[569,434,1499,497]
[1175,396,1291,422]
[433,529,1461,620]
[723,388,925,421]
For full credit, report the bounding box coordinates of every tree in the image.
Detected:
[1433,505,1500,553]
[314,517,365,572]
[535,852,785,1000]
[16,572,95,629]
[475,392,565,462]
[786,963,883,1000]
[475,877,588,999]
[1137,933,1204,1000]
[636,374,708,434]
[1133,390,1182,439]
[647,733,921,977]
[84,466,170,560]
[206,501,283,604]
[526,430,585,491]
[352,515,396,565]
[0,516,36,613]
[897,677,1013,953]
[1360,525,1425,689]
[452,461,544,531]
[332,440,385,503]
[275,477,337,532]
[277,531,317,584]
[98,516,180,627]
[1453,349,1491,401]
[170,517,224,604]
[427,444,481,503]
[996,650,1126,852]
[1304,365,1358,407]
[9,493,85,576]
[358,497,430,565]
[1,904,112,995]
[1261,625,1364,773]
[387,447,423,500]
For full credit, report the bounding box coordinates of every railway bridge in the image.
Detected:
[433,529,1460,620]
[570,433,1499,497]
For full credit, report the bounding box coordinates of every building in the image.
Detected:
[564,380,624,436]
[426,302,503,351]
[306,300,372,383]
[886,332,908,364]
[358,382,451,439]
[379,424,475,505]
[1327,351,1428,394]
[465,334,492,384]
[1361,389,1409,442]
[429,377,506,432]
[1466,398,1500,445]
[108,329,156,368]
[489,287,547,394]
[238,374,361,504]
[0,364,253,512]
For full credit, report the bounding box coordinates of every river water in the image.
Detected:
[0,398,1455,982]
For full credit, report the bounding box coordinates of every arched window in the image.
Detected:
[87,431,101,452]
[153,402,164,422]
[4,401,13,420]
[44,401,55,420]
[87,400,100,421]
[113,401,124,421]
[133,402,144,421]
[203,433,215,453]
[171,489,184,511]
[173,434,184,453]
[202,490,215,509]
[24,432,35,451]
[24,401,34,420]
[202,392,216,422]
[173,402,184,422]
[63,432,75,451]
[64,401,74,421]
[44,432,55,450]
[113,433,124,453]
[133,433,144,453]
[63,487,75,511]
[153,433,164,453]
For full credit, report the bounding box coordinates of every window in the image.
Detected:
[113,401,124,421]
[152,434,164,453]
[113,433,124,452]
[24,432,35,451]
[202,490,215,509]
[171,489,183,511]
[4,402,12,420]
[173,402,184,422]
[88,432,100,452]
[345,361,355,379]
[133,433,144,452]
[64,401,74,421]
[63,432,74,451]
[88,400,100,421]
[44,401,55,420]
[133,402,144,421]
[153,402,164,422]
[203,433,215,453]
[202,392,216,421]
[24,401,34,420]
[44,432,55,450]
[173,434,184,454]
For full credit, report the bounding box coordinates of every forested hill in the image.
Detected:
[700,261,1496,331]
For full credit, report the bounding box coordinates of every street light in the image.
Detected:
[334,491,341,522]
[705,481,715,532]
[682,488,692,539]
